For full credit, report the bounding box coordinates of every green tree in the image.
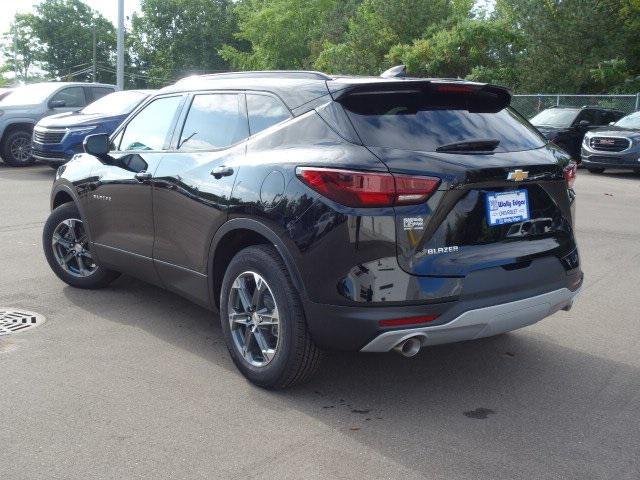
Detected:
[494,0,634,92]
[0,14,44,83]
[220,0,356,70]
[387,18,523,87]
[314,0,472,75]
[26,0,116,83]
[129,0,237,87]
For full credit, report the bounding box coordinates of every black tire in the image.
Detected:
[588,168,605,174]
[43,202,120,289]
[220,245,322,389]
[1,129,35,167]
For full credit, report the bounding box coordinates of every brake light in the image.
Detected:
[434,84,476,94]
[378,315,438,327]
[295,167,440,208]
[563,161,577,189]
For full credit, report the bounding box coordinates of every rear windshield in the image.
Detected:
[530,108,578,128]
[341,92,546,153]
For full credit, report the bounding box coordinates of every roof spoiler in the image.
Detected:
[327,79,512,112]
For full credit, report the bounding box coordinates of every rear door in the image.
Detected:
[88,94,185,281]
[152,92,248,303]
[337,83,576,277]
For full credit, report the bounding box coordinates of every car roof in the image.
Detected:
[159,70,505,111]
[23,81,116,88]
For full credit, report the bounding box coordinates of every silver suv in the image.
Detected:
[581,111,640,173]
[0,82,115,166]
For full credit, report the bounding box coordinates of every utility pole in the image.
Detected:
[92,25,97,83]
[13,24,19,82]
[116,0,124,90]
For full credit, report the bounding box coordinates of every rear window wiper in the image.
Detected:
[436,139,500,153]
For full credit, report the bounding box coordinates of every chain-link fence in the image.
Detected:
[511,94,640,119]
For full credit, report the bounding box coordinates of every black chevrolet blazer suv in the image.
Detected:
[43,71,583,388]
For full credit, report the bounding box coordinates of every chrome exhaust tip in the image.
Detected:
[393,337,422,357]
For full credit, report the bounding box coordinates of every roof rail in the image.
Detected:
[186,70,333,81]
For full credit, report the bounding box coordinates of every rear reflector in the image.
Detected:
[564,160,577,189]
[378,315,438,327]
[296,167,440,208]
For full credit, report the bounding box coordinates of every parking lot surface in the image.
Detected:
[1,163,639,480]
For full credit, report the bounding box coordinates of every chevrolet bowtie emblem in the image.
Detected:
[507,169,528,181]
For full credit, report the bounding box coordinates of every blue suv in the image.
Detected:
[32,89,153,168]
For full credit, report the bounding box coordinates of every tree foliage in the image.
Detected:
[28,0,116,83]
[1,0,640,93]
[129,0,237,87]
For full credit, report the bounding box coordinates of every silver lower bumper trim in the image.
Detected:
[360,288,580,353]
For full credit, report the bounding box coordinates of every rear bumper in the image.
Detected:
[303,257,583,351]
[360,287,579,352]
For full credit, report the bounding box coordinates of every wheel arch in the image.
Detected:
[208,218,306,310]
[0,121,35,145]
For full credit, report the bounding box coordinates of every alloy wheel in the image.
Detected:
[51,218,98,277]
[10,136,32,163]
[228,271,280,367]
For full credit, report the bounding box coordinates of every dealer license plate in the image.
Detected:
[485,190,530,226]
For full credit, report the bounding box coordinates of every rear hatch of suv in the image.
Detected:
[331,80,578,278]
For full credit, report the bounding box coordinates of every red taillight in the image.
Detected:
[564,161,577,189]
[295,167,440,208]
[378,315,438,327]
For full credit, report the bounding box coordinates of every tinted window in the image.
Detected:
[51,87,85,108]
[575,109,598,125]
[178,94,248,150]
[91,87,114,102]
[247,94,290,135]
[600,110,623,125]
[343,92,545,153]
[119,95,182,151]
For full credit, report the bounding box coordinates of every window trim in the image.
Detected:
[109,93,187,154]
[173,90,250,153]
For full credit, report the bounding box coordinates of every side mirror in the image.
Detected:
[49,99,66,109]
[609,122,615,125]
[84,133,110,156]
[578,120,590,128]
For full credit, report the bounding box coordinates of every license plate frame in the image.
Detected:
[485,189,531,227]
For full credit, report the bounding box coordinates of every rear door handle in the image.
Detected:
[211,166,234,179]
[135,171,153,182]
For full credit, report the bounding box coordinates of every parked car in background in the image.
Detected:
[0,82,115,166]
[32,89,155,168]
[530,106,624,160]
[581,111,640,173]
[43,71,582,388]
[0,88,13,101]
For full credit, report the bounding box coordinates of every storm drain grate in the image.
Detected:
[0,309,46,336]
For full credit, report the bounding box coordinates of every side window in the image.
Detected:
[91,87,114,102]
[179,94,248,150]
[118,96,183,151]
[51,87,86,108]
[599,111,621,125]
[575,109,598,125]
[246,94,291,135]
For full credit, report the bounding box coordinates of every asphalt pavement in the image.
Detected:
[1,163,639,480]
